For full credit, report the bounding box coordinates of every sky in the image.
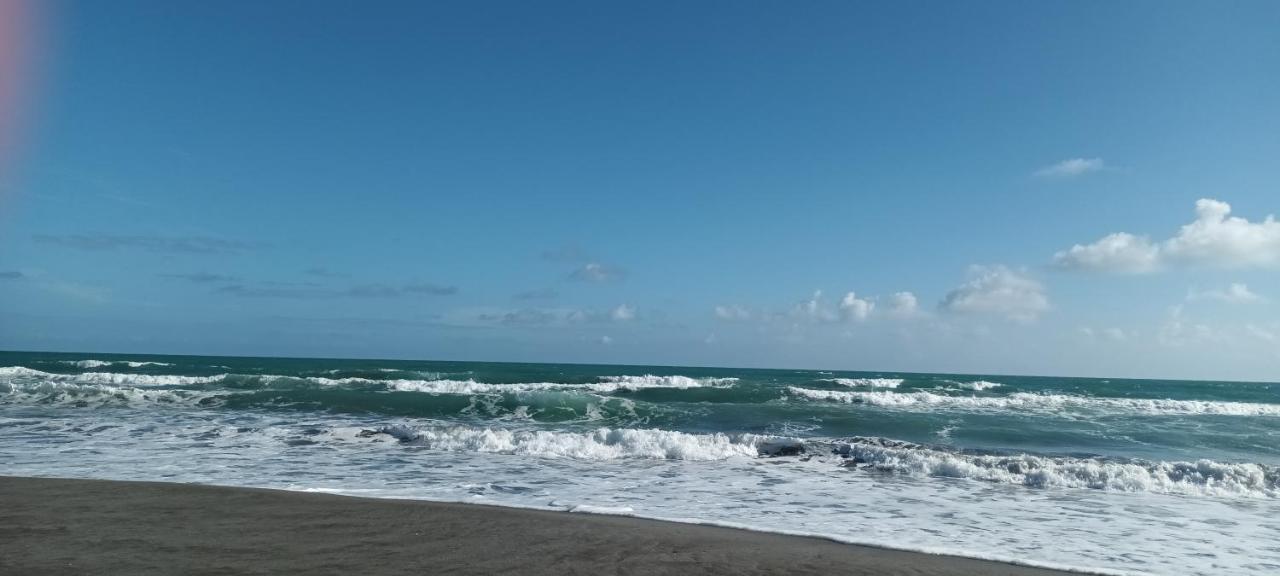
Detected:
[1,1,1279,381]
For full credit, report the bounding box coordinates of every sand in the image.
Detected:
[0,475,1080,576]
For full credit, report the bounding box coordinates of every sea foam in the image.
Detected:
[832,437,1278,498]
[821,378,903,388]
[787,387,1280,416]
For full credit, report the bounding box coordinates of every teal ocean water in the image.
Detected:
[2,351,1278,574]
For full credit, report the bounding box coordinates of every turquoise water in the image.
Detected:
[2,351,1279,574]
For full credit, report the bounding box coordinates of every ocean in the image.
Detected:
[1,350,1277,574]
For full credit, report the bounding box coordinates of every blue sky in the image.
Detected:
[2,1,1279,380]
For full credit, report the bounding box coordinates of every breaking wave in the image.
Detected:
[59,360,175,369]
[832,437,1279,498]
[786,387,1280,416]
[821,378,903,388]
[344,423,779,461]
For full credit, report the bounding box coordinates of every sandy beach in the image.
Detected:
[0,475,1081,576]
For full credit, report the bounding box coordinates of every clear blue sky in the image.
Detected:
[2,1,1279,380]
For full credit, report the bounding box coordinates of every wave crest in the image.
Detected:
[787,387,1280,416]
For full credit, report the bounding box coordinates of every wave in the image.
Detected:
[59,360,175,369]
[821,378,902,389]
[1,367,223,387]
[315,374,737,395]
[0,379,227,407]
[832,437,1278,498]
[343,423,784,461]
[955,380,1001,391]
[786,387,1280,416]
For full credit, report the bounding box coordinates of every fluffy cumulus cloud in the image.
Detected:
[1055,199,1280,273]
[1163,199,1280,268]
[1053,232,1160,274]
[1035,157,1105,178]
[940,265,1049,322]
[838,292,874,322]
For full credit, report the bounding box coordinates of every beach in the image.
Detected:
[0,476,1079,576]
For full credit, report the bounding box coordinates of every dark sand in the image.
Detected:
[0,476,1079,576]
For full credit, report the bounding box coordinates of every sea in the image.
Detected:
[1,350,1277,575]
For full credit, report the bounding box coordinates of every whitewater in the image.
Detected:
[2,351,1278,575]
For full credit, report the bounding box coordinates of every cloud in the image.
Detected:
[1246,324,1277,343]
[1035,158,1105,178]
[569,262,625,283]
[34,234,258,254]
[161,272,239,283]
[611,304,635,321]
[1189,283,1262,304]
[886,291,920,318]
[481,308,562,326]
[0,271,22,280]
[599,335,614,345]
[1055,199,1280,273]
[1053,233,1160,274]
[1082,326,1130,341]
[838,292,873,322]
[513,288,558,301]
[940,265,1049,322]
[403,282,458,296]
[1162,199,1280,268]
[1158,305,1219,347]
[217,281,456,299]
[713,305,751,321]
[794,290,839,322]
[476,304,635,327]
[303,267,350,279]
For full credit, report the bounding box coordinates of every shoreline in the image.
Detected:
[0,475,1087,576]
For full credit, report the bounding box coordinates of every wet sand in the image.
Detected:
[0,476,1080,576]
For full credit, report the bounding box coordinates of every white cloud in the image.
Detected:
[713,305,751,321]
[1162,199,1280,268]
[1190,283,1262,304]
[611,304,635,321]
[940,265,1049,322]
[794,290,839,323]
[886,291,920,318]
[569,262,625,282]
[1056,199,1280,273]
[1035,157,1105,178]
[838,292,874,322]
[1053,232,1160,274]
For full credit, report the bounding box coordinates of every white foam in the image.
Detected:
[353,424,767,461]
[0,367,223,387]
[834,438,1278,498]
[314,374,736,395]
[58,360,174,368]
[787,387,1280,417]
[955,380,1002,391]
[822,378,903,388]
[0,379,227,407]
[597,374,739,388]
